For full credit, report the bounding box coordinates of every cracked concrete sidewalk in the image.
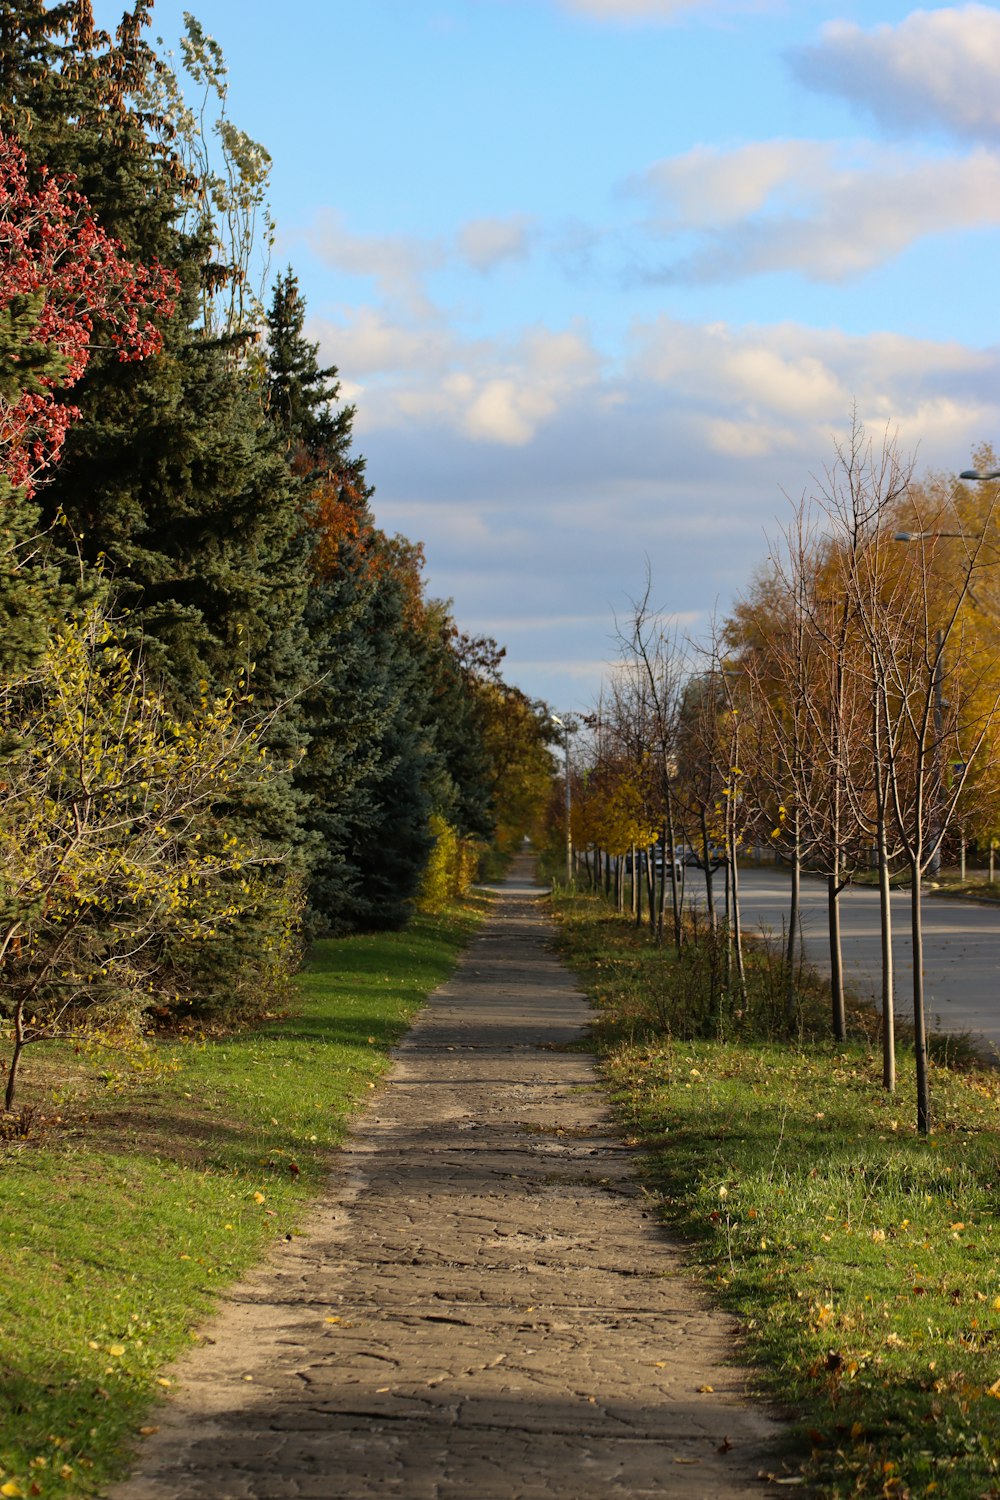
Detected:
[107,858,785,1499]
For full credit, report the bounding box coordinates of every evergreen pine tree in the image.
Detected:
[1,2,309,1009]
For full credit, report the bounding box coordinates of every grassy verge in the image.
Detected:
[554,889,1000,1500]
[0,898,485,1500]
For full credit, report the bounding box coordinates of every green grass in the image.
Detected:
[0,900,484,1500]
[553,889,1000,1499]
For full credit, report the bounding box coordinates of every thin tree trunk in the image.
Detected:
[911,855,931,1135]
[665,803,682,953]
[878,822,895,1093]
[786,813,800,1026]
[828,867,846,1042]
[872,661,895,1091]
[700,806,716,932]
[730,831,746,1002]
[657,827,668,941]
[5,1002,25,1111]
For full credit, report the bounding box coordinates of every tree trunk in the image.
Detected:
[910,855,931,1135]
[700,806,716,932]
[828,867,847,1042]
[665,805,682,954]
[657,827,668,941]
[5,1003,25,1112]
[878,821,895,1093]
[872,664,895,1090]
[730,832,746,1003]
[786,813,800,1026]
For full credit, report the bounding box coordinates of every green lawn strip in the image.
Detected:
[553,889,1000,1499]
[0,899,485,1500]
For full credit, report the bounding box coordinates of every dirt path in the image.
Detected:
[108,860,784,1499]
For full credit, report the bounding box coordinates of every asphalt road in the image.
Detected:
[685,865,1000,1052]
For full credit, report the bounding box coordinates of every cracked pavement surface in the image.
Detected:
[108,859,784,1499]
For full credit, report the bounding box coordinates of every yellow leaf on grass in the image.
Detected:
[2,1482,25,1497]
[253,1192,265,1205]
[108,1345,125,1358]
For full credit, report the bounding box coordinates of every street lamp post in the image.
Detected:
[551,715,573,885]
[891,531,973,878]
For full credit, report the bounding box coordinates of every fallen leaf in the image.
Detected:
[673,1457,701,1465]
[108,1345,125,1358]
[696,1383,714,1393]
[138,1426,159,1436]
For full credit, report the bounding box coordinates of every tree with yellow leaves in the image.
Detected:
[0,605,297,1108]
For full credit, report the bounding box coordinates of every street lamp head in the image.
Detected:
[960,469,1000,481]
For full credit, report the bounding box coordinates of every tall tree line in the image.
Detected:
[0,0,555,1092]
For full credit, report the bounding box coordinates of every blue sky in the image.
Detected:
[94,0,1000,712]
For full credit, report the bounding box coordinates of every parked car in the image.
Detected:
[624,846,686,877]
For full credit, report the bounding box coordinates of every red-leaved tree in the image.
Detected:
[0,130,176,498]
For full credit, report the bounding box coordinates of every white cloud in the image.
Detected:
[556,0,777,19]
[633,141,1000,282]
[308,280,1000,710]
[789,6,1000,142]
[311,311,601,447]
[631,315,997,457]
[457,215,534,271]
[306,211,444,314]
[634,140,832,227]
[310,307,460,378]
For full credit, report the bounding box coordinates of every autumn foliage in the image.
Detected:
[0,131,175,497]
